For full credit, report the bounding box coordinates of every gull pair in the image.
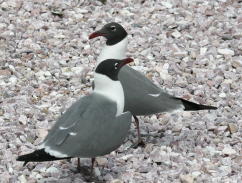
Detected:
[89,22,217,145]
[17,22,217,170]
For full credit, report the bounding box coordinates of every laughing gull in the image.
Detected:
[17,58,133,169]
[89,22,217,146]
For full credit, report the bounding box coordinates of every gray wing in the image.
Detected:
[42,95,93,143]
[43,93,132,158]
[119,66,182,115]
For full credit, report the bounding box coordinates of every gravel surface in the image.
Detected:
[0,0,242,182]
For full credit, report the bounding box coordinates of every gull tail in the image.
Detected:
[177,98,217,111]
[17,149,71,166]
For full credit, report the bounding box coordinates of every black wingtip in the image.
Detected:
[23,161,28,167]
[16,156,29,166]
[17,154,29,167]
[177,98,217,111]
[17,149,71,164]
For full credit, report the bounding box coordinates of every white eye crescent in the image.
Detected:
[114,62,118,69]
[110,25,116,31]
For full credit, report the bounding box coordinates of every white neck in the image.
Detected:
[97,37,128,65]
[93,73,124,116]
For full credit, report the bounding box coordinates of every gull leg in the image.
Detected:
[132,115,145,148]
[82,158,97,182]
[71,158,83,174]
[77,158,81,171]
[91,158,95,173]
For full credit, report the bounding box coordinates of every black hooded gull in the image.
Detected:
[17,58,133,170]
[89,22,217,146]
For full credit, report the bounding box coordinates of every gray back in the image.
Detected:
[119,66,182,115]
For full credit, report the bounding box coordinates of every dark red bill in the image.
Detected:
[89,32,106,39]
[120,58,134,67]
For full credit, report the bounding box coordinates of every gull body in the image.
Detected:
[17,58,133,166]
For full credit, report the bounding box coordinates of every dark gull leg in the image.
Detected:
[82,158,98,182]
[77,158,81,171]
[90,158,95,174]
[132,115,145,148]
[72,158,90,175]
[71,158,85,174]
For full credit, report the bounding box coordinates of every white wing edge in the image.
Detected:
[38,142,68,158]
[116,111,131,117]
[44,146,69,158]
[148,93,160,97]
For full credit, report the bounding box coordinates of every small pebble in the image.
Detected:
[217,48,235,56]
[96,157,108,166]
[46,167,59,174]
[222,146,236,156]
[111,179,124,183]
[18,175,27,183]
[228,123,238,134]
[180,174,194,183]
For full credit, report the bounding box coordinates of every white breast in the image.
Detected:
[97,37,128,65]
[93,73,124,116]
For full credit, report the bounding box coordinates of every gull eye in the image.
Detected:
[114,62,119,69]
[110,25,116,31]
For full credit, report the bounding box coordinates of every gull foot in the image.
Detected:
[131,139,146,149]
[71,165,90,175]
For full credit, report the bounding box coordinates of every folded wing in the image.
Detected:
[42,93,132,158]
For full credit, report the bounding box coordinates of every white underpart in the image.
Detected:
[97,37,128,64]
[44,146,68,158]
[94,73,124,116]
